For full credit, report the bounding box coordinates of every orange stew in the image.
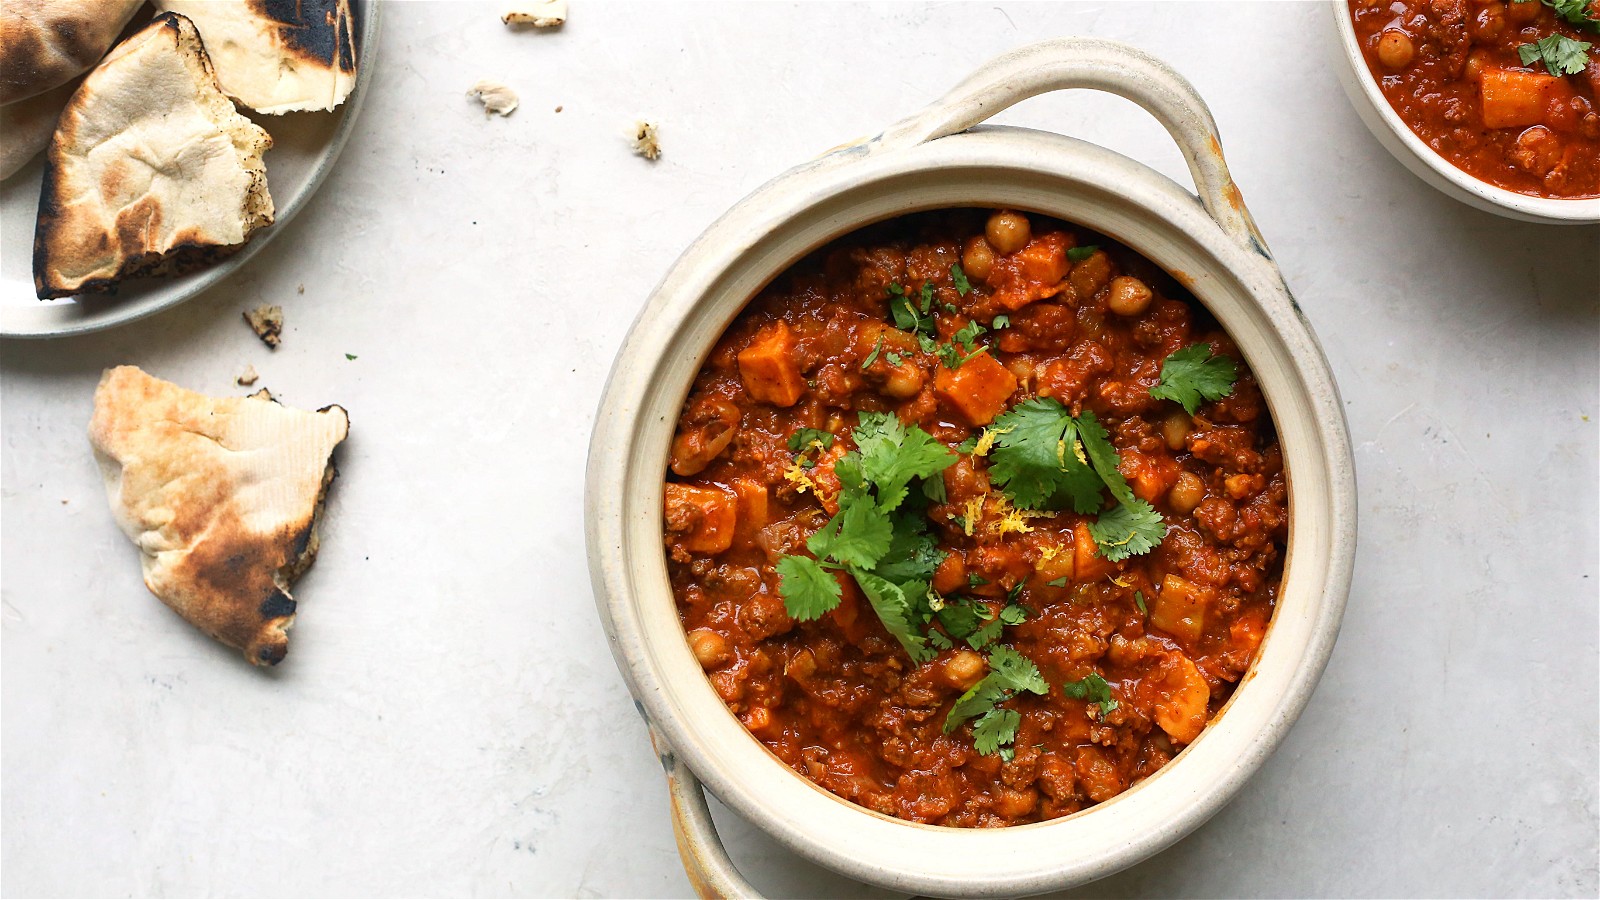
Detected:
[663,210,1285,826]
[1350,0,1600,198]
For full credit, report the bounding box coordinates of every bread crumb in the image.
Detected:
[632,120,661,160]
[503,0,566,27]
[249,387,275,402]
[296,283,305,294]
[236,364,259,386]
[469,79,519,117]
[554,105,563,113]
[244,305,283,348]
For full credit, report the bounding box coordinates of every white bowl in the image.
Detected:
[1329,0,1600,224]
[586,38,1358,898]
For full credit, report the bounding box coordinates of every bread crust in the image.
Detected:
[89,366,349,666]
[32,12,274,299]
[0,0,142,104]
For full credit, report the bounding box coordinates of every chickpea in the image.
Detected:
[941,649,988,690]
[1106,275,1154,317]
[1463,49,1490,82]
[881,361,925,398]
[1159,411,1192,451]
[1168,472,1206,514]
[962,236,996,281]
[1377,29,1414,69]
[985,210,1032,255]
[1506,0,1541,23]
[687,628,730,670]
[1470,2,1505,39]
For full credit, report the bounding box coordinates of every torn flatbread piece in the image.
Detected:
[0,76,74,181]
[468,79,518,117]
[155,0,358,114]
[90,366,349,666]
[32,12,274,299]
[503,0,566,27]
[0,0,142,104]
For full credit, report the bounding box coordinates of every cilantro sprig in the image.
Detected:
[1062,672,1118,716]
[1516,0,1600,30]
[1149,343,1238,416]
[943,645,1049,757]
[1519,34,1593,75]
[985,398,1166,562]
[775,412,955,661]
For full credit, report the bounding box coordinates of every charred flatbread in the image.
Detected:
[0,0,142,105]
[32,12,274,299]
[89,366,349,666]
[155,0,358,114]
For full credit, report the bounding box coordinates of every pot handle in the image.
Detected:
[875,37,1266,254]
[650,724,762,899]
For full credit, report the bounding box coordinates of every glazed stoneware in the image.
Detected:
[0,1,382,338]
[586,38,1358,898]
[1329,0,1600,224]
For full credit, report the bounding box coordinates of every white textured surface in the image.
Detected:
[2,3,1595,897]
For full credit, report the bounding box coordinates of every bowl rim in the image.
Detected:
[585,121,1358,896]
[1328,0,1600,224]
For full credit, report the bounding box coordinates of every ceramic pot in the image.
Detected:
[1329,0,1600,224]
[586,37,1358,899]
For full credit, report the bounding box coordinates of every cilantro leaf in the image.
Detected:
[852,570,934,663]
[968,616,1004,650]
[1086,500,1166,562]
[853,412,957,510]
[1135,591,1148,614]
[1047,577,1068,588]
[806,496,894,569]
[1519,34,1592,75]
[936,602,984,640]
[1062,672,1118,715]
[861,333,885,370]
[945,679,1007,732]
[950,263,972,297]
[776,556,842,621]
[999,604,1027,625]
[987,398,1104,512]
[986,645,1048,695]
[1073,409,1137,507]
[1150,344,1238,415]
[972,708,1021,755]
[873,513,946,582]
[1535,0,1600,29]
[991,315,1010,329]
[952,320,987,354]
[1067,245,1099,262]
[787,428,834,454]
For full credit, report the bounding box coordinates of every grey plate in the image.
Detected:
[0,0,380,339]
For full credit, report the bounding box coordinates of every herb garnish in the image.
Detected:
[861,333,885,371]
[943,645,1049,756]
[775,412,955,661]
[1062,672,1118,716]
[1066,245,1099,262]
[985,397,1166,562]
[1516,0,1600,30]
[1149,343,1239,415]
[950,263,972,297]
[787,428,835,454]
[1518,34,1592,75]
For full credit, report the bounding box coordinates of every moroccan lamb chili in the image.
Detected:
[1350,0,1600,198]
[663,209,1285,827]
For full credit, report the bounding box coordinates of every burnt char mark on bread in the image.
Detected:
[249,0,357,72]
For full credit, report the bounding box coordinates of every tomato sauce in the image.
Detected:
[663,210,1286,827]
[1350,0,1600,198]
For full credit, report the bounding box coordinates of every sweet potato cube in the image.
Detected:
[664,483,737,554]
[934,352,1018,426]
[1481,69,1555,129]
[1073,520,1115,582]
[737,322,804,407]
[1151,574,1209,644]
